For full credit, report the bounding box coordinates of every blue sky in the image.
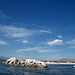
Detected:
[0,0,75,60]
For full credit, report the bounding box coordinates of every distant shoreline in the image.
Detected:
[44,61,75,65]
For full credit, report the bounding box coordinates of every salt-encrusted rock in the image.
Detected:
[4,57,48,68]
[21,61,26,66]
[5,57,23,65]
[25,59,48,68]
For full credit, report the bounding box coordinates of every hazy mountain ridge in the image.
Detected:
[58,59,75,62]
[0,56,8,60]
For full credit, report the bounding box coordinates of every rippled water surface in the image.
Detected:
[0,60,75,75]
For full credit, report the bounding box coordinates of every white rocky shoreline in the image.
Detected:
[3,57,48,68]
[45,61,75,65]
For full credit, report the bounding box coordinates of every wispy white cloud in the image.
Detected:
[40,30,51,33]
[47,39,63,45]
[66,39,75,44]
[69,46,75,48]
[0,25,34,38]
[0,40,7,45]
[15,39,28,44]
[22,40,28,43]
[16,46,59,53]
[38,50,58,52]
[17,47,39,52]
[0,25,32,38]
[0,11,10,19]
[65,39,75,49]
[58,35,62,38]
[0,25,51,38]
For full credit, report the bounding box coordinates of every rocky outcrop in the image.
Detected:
[25,59,47,68]
[4,57,48,68]
[5,57,24,65]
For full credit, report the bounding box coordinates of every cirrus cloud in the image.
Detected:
[0,25,31,38]
[22,40,28,43]
[16,46,59,53]
[40,30,51,33]
[69,46,75,48]
[0,11,10,19]
[66,39,75,44]
[0,40,7,45]
[58,35,62,38]
[0,25,52,38]
[47,39,63,45]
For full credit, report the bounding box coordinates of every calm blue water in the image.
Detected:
[0,61,75,75]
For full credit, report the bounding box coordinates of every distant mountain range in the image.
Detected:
[59,59,75,62]
[0,56,8,60]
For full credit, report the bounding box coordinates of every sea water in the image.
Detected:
[0,60,75,75]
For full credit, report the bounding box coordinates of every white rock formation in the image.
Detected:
[25,59,47,68]
[4,57,48,68]
[5,57,24,65]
